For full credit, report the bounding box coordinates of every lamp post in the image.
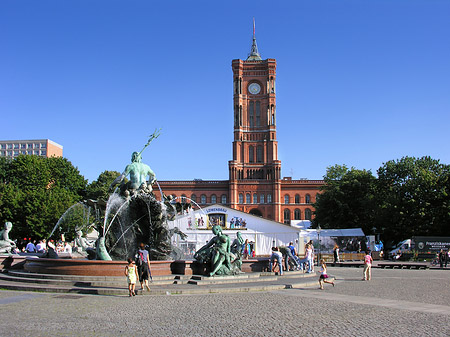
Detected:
[317,225,321,266]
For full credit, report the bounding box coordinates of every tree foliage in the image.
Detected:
[313,157,450,245]
[313,165,378,235]
[85,170,121,201]
[377,156,450,243]
[0,155,87,240]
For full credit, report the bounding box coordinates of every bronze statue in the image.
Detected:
[110,129,161,196]
[194,225,243,276]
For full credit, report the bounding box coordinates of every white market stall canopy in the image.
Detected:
[301,228,365,237]
[299,228,367,253]
[167,204,301,256]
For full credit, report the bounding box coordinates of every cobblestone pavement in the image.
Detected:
[0,267,449,336]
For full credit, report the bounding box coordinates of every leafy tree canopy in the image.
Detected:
[0,155,87,241]
[377,156,450,243]
[85,170,121,201]
[313,165,377,235]
[313,157,450,245]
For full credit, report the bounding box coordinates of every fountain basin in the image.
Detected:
[24,257,204,276]
[23,257,270,276]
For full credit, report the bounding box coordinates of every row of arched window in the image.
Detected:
[176,194,227,205]
[283,208,312,224]
[284,194,314,204]
[238,193,272,204]
[248,145,263,163]
[233,103,276,128]
[171,193,315,206]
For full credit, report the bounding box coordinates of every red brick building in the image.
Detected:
[156,31,324,224]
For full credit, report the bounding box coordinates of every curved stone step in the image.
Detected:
[0,270,324,296]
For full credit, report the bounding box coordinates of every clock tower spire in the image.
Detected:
[247,18,262,61]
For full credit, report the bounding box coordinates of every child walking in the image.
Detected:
[363,251,373,281]
[125,257,139,297]
[318,259,334,290]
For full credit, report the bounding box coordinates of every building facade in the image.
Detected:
[0,139,63,158]
[156,32,324,224]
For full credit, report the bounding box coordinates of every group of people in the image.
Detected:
[24,239,72,254]
[269,240,316,275]
[125,243,151,297]
[268,241,337,290]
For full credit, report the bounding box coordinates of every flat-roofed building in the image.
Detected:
[0,139,63,158]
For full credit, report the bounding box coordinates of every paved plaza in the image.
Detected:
[0,267,449,336]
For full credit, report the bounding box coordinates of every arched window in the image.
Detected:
[191,194,197,203]
[257,146,263,163]
[305,208,312,220]
[239,105,243,126]
[283,209,291,224]
[305,194,311,204]
[246,193,251,204]
[200,194,206,204]
[249,146,254,163]
[211,194,217,204]
[267,194,272,203]
[260,194,265,204]
[284,195,290,204]
[239,193,244,204]
[253,193,257,204]
[221,194,227,204]
[295,194,300,204]
[249,101,254,127]
[256,101,261,126]
[181,194,187,204]
[294,209,301,220]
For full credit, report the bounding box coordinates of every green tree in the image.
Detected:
[312,164,378,235]
[0,155,87,240]
[377,156,450,243]
[86,170,121,201]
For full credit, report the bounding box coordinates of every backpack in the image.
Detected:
[135,252,143,267]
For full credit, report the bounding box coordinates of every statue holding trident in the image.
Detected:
[110,129,161,197]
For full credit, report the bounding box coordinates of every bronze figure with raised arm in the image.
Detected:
[110,129,161,196]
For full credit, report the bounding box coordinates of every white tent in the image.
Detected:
[168,204,366,256]
[167,204,301,256]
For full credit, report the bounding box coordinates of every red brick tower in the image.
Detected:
[228,22,282,221]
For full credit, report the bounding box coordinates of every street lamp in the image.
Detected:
[317,225,321,266]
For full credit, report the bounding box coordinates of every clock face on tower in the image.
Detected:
[248,83,261,95]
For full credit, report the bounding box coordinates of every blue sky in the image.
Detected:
[1,0,449,182]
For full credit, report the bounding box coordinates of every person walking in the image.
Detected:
[137,243,151,291]
[305,242,314,273]
[242,239,250,260]
[125,258,138,296]
[318,260,334,290]
[333,244,340,263]
[363,251,373,281]
[438,249,447,269]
